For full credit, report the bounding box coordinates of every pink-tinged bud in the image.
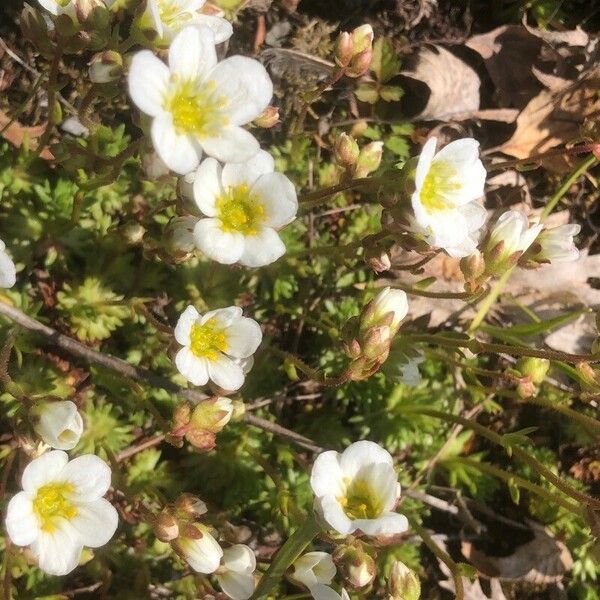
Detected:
[389,560,421,600]
[253,105,279,128]
[360,287,409,337]
[361,326,392,360]
[343,337,362,360]
[516,357,550,385]
[365,244,391,273]
[516,377,536,399]
[154,511,180,542]
[74,0,104,23]
[185,427,216,451]
[335,31,354,67]
[89,50,122,84]
[350,24,374,54]
[180,523,204,540]
[173,401,192,430]
[355,141,383,178]
[175,494,208,518]
[347,49,373,78]
[190,397,233,434]
[333,543,376,589]
[334,133,360,168]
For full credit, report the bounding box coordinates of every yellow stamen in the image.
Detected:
[190,318,229,360]
[33,482,77,532]
[216,184,266,235]
[420,160,460,212]
[339,479,382,520]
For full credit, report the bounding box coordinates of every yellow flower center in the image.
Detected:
[216,184,266,235]
[190,318,229,360]
[166,79,227,137]
[420,160,460,212]
[157,0,193,27]
[339,479,382,520]
[33,482,77,532]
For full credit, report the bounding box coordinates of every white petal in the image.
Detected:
[70,498,118,548]
[351,511,409,536]
[61,454,112,499]
[434,137,480,165]
[310,451,344,498]
[175,347,210,386]
[222,544,256,573]
[317,495,353,535]
[339,440,394,479]
[201,126,260,164]
[293,552,336,587]
[239,227,286,268]
[193,218,245,264]
[207,354,245,391]
[193,158,223,217]
[151,115,202,175]
[217,571,255,600]
[224,317,262,358]
[0,248,16,288]
[168,25,217,81]
[22,450,68,494]
[310,584,344,600]
[34,401,83,451]
[358,462,399,511]
[414,137,437,191]
[174,305,201,345]
[5,492,38,546]
[222,150,275,189]
[128,51,169,117]
[195,14,233,44]
[202,306,243,328]
[180,531,223,574]
[251,173,298,228]
[211,56,273,126]
[31,526,83,576]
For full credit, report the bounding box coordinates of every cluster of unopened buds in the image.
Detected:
[1,0,593,596]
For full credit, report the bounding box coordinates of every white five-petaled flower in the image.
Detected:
[174,523,223,574]
[310,584,350,600]
[310,440,408,537]
[216,544,257,600]
[361,287,409,336]
[31,400,84,451]
[487,210,543,259]
[534,223,581,263]
[192,151,298,267]
[5,451,118,576]
[174,305,262,391]
[292,551,336,589]
[128,25,273,174]
[137,0,232,47]
[0,238,16,288]
[410,137,487,257]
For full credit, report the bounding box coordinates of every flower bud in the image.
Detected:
[361,325,392,360]
[164,216,198,262]
[333,133,360,168]
[185,427,217,451]
[30,400,83,450]
[253,105,279,128]
[120,222,146,246]
[333,543,376,589]
[190,397,233,434]
[74,0,104,23]
[347,48,373,78]
[515,357,550,386]
[460,250,486,288]
[360,287,409,337]
[351,24,374,54]
[175,494,208,518]
[364,243,391,273]
[355,141,383,178]
[153,511,180,542]
[334,31,354,67]
[388,560,420,600]
[89,50,123,83]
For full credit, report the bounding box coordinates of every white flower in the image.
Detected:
[192,151,298,267]
[216,544,256,600]
[5,451,118,576]
[361,287,408,336]
[175,524,223,573]
[310,440,408,537]
[292,551,336,588]
[138,0,232,47]
[410,137,487,255]
[128,25,273,174]
[398,352,424,387]
[310,584,350,600]
[174,305,262,391]
[487,210,543,258]
[31,401,84,450]
[0,239,16,288]
[535,223,581,263]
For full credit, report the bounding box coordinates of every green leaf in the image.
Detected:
[380,84,404,102]
[385,135,410,157]
[355,82,380,104]
[371,37,401,82]
[508,477,521,504]
[481,309,587,338]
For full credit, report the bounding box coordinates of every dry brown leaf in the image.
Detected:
[499,70,600,160]
[523,23,589,47]
[461,522,573,584]
[0,109,53,160]
[401,45,480,121]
